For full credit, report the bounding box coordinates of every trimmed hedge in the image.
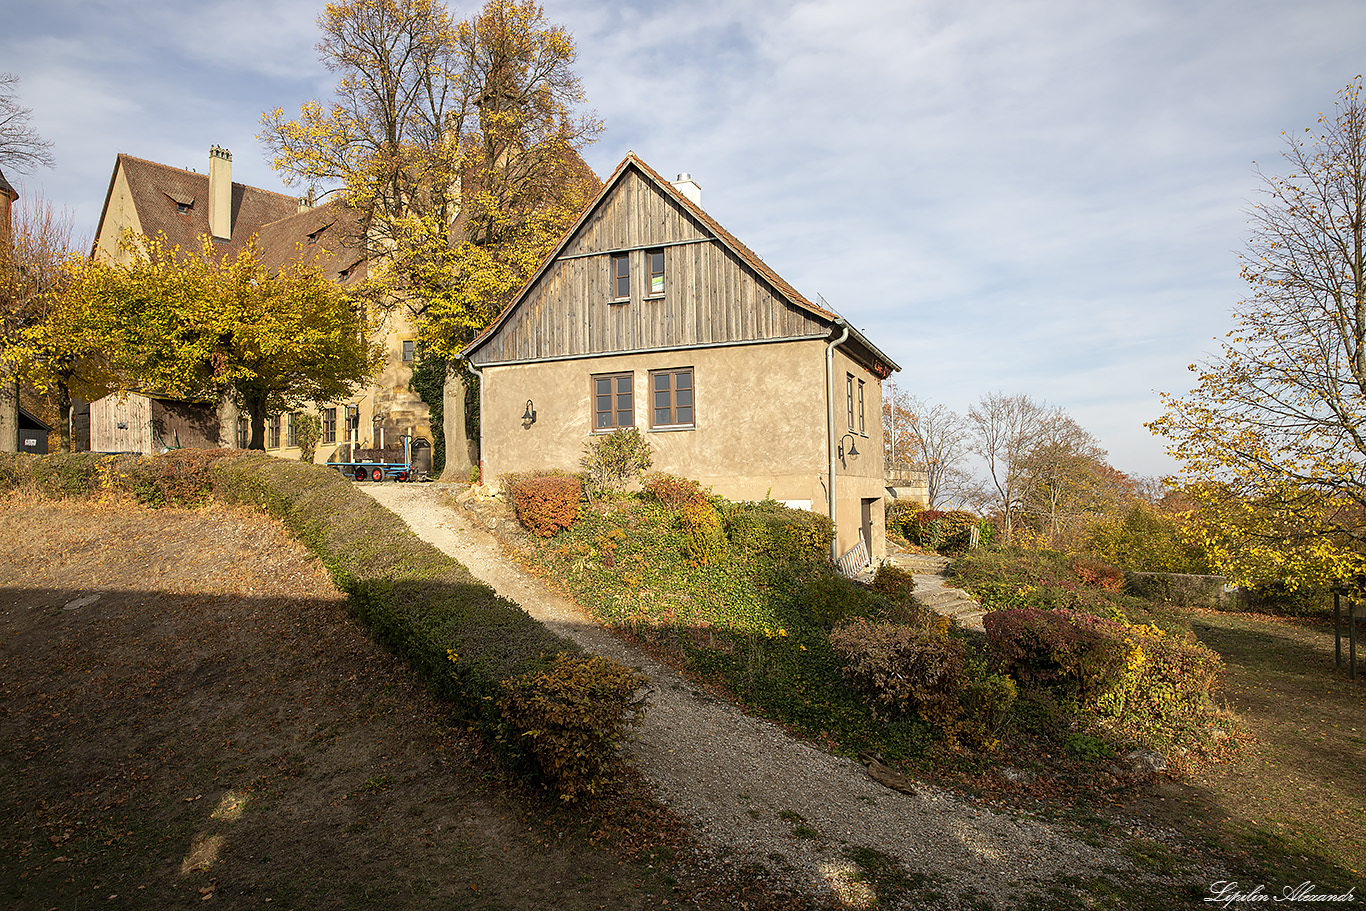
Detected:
[1,451,645,800]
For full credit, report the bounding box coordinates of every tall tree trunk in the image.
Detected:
[247,395,267,451]
[0,374,17,453]
[439,364,475,480]
[55,379,71,452]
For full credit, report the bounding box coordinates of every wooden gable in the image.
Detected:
[467,160,832,366]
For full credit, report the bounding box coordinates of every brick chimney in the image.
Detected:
[208,146,233,241]
[672,172,702,207]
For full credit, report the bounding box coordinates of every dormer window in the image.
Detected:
[307,229,322,245]
[164,190,195,215]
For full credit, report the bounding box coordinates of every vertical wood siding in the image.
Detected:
[473,170,828,365]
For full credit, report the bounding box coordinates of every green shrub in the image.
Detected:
[126,448,230,507]
[0,450,246,505]
[511,474,583,537]
[799,573,887,629]
[498,652,647,802]
[294,412,322,463]
[678,500,728,564]
[581,428,651,497]
[828,618,1013,750]
[643,472,707,510]
[984,607,1223,755]
[726,500,833,565]
[949,547,1142,620]
[871,562,916,602]
[1087,501,1211,574]
[905,510,983,553]
[958,657,1017,751]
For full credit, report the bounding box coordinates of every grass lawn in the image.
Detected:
[1119,607,1365,886]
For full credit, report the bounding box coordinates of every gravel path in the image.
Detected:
[361,484,1136,908]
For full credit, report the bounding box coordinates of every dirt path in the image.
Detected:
[363,484,1147,907]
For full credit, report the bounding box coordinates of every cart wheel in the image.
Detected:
[354,466,367,482]
[371,467,384,482]
[396,470,408,482]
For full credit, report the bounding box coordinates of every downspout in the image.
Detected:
[825,321,850,563]
[463,356,486,484]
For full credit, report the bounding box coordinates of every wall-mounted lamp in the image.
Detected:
[837,432,860,466]
[521,399,537,426]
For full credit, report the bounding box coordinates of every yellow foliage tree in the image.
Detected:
[1150,78,1366,590]
[62,233,382,450]
[259,0,601,358]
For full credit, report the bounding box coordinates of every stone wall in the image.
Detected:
[1125,571,1245,611]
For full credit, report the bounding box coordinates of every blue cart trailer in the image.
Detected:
[326,435,417,482]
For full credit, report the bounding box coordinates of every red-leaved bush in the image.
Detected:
[984,608,1134,695]
[1071,556,1125,592]
[643,473,707,510]
[511,474,582,537]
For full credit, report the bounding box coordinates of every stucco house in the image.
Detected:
[461,153,899,566]
[88,147,430,463]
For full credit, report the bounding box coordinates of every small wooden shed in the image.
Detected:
[17,407,52,454]
[90,393,222,453]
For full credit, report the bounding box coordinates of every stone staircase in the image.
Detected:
[885,552,987,633]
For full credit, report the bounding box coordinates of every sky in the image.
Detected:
[3,0,1364,479]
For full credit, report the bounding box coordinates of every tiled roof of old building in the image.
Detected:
[256,200,369,288]
[94,153,300,258]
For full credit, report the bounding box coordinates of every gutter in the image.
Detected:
[463,357,486,484]
[825,320,851,563]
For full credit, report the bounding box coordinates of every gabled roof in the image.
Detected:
[0,166,16,202]
[462,152,899,377]
[257,201,369,288]
[93,153,299,259]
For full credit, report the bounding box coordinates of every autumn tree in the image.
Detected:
[0,73,54,174]
[0,74,54,451]
[260,0,600,356]
[1016,410,1111,545]
[883,385,971,509]
[260,0,600,474]
[968,392,1048,543]
[65,234,382,450]
[0,194,97,451]
[1151,78,1366,589]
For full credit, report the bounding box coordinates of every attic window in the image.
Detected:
[163,190,195,215]
[611,253,629,301]
[306,222,335,246]
[647,248,664,296]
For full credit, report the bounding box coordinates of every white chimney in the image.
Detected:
[672,172,701,206]
[208,146,233,240]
